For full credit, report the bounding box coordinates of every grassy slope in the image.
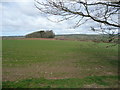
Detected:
[2,40,119,88]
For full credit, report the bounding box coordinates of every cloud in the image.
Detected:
[1,1,98,36]
[1,0,34,2]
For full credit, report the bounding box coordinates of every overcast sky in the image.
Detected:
[1,0,100,36]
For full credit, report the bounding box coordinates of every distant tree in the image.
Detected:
[46,30,55,38]
[25,30,55,38]
[34,0,120,43]
[39,31,45,37]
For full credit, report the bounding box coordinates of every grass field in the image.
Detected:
[2,39,119,88]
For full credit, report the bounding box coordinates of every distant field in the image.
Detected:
[2,39,119,88]
[55,34,119,44]
[2,34,118,43]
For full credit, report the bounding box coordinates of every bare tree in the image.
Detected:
[34,0,120,43]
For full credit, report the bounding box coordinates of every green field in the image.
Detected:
[2,40,119,88]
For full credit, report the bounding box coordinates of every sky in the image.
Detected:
[1,0,102,36]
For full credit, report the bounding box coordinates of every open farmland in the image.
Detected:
[2,39,119,88]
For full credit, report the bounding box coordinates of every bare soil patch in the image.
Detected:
[2,59,80,81]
